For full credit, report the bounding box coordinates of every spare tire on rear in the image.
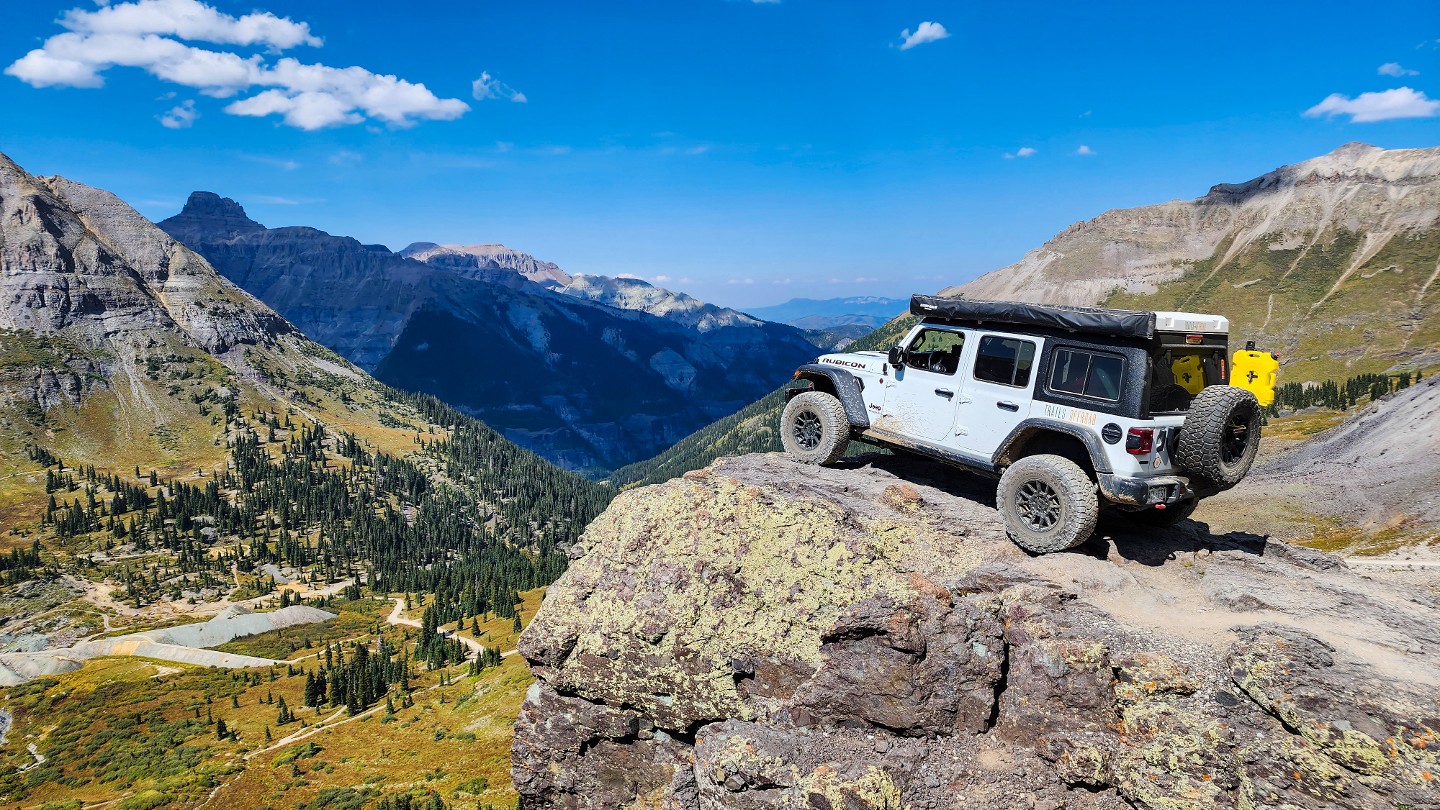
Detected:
[1175,385,1261,491]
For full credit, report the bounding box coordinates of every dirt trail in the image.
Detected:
[386,597,513,659]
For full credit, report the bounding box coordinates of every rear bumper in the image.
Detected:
[1098,473,1193,507]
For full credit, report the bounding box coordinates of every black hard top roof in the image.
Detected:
[911,294,1156,340]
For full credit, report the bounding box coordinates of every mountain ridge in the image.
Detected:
[159,194,821,473]
[943,143,1440,380]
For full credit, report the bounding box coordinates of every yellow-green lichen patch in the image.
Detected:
[802,764,906,810]
[527,473,980,730]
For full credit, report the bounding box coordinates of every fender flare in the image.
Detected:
[787,364,870,429]
[991,419,1113,474]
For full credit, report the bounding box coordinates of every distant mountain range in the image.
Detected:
[742,296,907,330]
[159,194,820,473]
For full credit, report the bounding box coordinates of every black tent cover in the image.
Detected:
[910,295,1156,340]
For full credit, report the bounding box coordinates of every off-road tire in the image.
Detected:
[997,454,1099,554]
[1127,497,1197,528]
[1176,385,1261,491]
[780,391,851,465]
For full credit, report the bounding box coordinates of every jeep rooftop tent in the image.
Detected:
[910,295,1156,340]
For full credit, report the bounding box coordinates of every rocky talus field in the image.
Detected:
[514,454,1440,810]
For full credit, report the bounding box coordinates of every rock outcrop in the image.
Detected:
[162,196,822,473]
[514,453,1440,809]
[943,143,1440,380]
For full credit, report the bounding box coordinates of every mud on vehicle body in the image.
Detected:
[780,295,1271,554]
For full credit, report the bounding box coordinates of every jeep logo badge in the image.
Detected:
[1101,423,1123,444]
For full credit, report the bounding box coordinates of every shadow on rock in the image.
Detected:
[838,452,998,507]
[1085,514,1270,566]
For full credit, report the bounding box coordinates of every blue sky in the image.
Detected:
[1,1,1437,309]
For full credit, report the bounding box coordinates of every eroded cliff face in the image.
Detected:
[514,454,1440,809]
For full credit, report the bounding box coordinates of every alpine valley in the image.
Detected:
[0,149,610,809]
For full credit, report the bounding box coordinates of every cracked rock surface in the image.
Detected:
[514,453,1440,809]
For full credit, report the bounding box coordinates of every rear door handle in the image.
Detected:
[934,388,954,398]
[997,401,1019,412]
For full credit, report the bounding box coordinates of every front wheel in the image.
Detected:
[780,391,851,465]
[997,455,1099,554]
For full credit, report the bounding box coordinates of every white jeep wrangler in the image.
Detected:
[780,295,1266,553]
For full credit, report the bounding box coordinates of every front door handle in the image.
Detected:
[997,401,1019,412]
[934,388,954,398]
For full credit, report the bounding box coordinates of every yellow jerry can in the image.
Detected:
[1170,355,1206,395]
[1231,350,1278,407]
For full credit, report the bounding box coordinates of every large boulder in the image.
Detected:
[514,453,1440,809]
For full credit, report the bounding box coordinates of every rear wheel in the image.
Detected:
[1176,386,1261,491]
[780,391,850,465]
[997,454,1099,554]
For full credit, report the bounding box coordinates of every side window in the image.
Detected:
[1048,348,1124,402]
[904,329,965,375]
[973,336,1036,388]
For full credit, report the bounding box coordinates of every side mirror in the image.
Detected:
[887,346,905,367]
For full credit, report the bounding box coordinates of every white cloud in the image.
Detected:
[158,98,197,128]
[1304,87,1440,123]
[472,72,526,103]
[1076,144,1096,156]
[327,149,362,166]
[242,154,300,170]
[61,0,320,48]
[727,277,756,285]
[899,21,950,51]
[653,275,671,283]
[5,0,468,130]
[1003,146,1036,159]
[829,276,880,284]
[770,277,792,285]
[1378,62,1419,77]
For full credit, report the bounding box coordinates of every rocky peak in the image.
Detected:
[400,242,573,286]
[514,453,1440,809]
[161,191,265,244]
[558,274,765,332]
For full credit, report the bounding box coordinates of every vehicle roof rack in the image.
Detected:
[910,294,1156,340]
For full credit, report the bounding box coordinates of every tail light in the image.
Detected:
[1185,334,1203,344]
[1125,428,1153,455]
